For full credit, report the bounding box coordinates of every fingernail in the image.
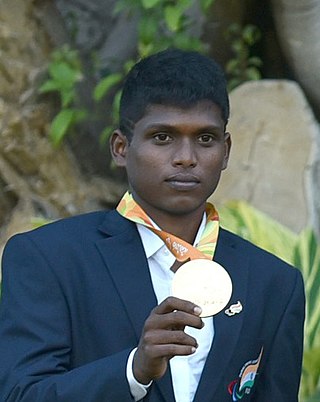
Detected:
[191,347,197,353]
[194,306,202,316]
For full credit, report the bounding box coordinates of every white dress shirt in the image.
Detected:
[127,215,214,402]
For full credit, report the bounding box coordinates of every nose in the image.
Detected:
[172,139,197,168]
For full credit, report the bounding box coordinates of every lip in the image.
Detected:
[165,174,200,191]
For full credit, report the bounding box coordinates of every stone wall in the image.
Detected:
[211,80,320,235]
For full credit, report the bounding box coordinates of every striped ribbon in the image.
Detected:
[116,191,220,262]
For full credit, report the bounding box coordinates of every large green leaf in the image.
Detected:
[48,61,81,89]
[294,229,320,351]
[302,347,320,398]
[39,80,60,94]
[164,5,182,32]
[93,73,123,102]
[49,109,76,147]
[141,0,161,9]
[304,386,320,402]
[301,348,320,400]
[139,17,158,45]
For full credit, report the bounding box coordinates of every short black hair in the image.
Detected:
[119,48,230,138]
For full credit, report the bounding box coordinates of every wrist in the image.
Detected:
[133,354,153,385]
[127,348,152,401]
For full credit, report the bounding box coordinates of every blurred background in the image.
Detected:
[0,0,319,400]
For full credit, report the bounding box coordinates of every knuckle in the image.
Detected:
[143,344,153,356]
[166,296,176,305]
[173,330,187,343]
[143,331,154,345]
[169,310,184,324]
[144,313,159,330]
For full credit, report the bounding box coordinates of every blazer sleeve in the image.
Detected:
[0,234,135,402]
[252,268,305,402]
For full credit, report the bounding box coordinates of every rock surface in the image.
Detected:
[211,80,320,235]
[0,0,126,263]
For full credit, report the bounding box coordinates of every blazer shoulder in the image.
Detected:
[219,228,305,310]
[5,210,114,249]
[219,227,302,278]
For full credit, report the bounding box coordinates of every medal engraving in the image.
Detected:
[172,259,233,317]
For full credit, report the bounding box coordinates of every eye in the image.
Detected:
[197,134,215,144]
[153,133,173,143]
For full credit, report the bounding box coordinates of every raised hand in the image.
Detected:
[133,296,203,384]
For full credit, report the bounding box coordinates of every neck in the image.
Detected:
[147,208,205,244]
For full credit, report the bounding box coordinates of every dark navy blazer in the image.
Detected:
[0,210,305,401]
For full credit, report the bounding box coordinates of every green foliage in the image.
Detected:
[39,45,82,107]
[93,73,123,102]
[294,229,320,351]
[49,108,86,147]
[40,2,262,147]
[219,200,296,264]
[40,1,263,148]
[39,45,87,147]
[94,0,216,142]
[113,0,213,57]
[225,23,262,90]
[39,1,216,147]
[220,200,320,401]
[305,387,320,402]
[294,229,320,400]
[303,347,320,401]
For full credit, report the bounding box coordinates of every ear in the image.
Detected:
[222,132,232,170]
[110,129,130,167]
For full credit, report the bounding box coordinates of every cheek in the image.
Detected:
[131,149,163,170]
[126,153,160,186]
[203,151,225,168]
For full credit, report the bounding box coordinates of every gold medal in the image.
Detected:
[171,259,233,317]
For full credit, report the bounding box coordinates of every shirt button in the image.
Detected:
[164,248,169,255]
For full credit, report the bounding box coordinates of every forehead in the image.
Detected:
[134,101,225,131]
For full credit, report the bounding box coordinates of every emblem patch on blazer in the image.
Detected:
[225,300,243,316]
[228,347,263,401]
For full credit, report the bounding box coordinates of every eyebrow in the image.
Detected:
[144,123,223,132]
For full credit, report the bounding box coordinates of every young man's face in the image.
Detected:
[111,101,231,222]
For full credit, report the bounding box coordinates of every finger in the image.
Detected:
[142,329,198,348]
[154,296,202,316]
[141,343,197,359]
[146,310,204,331]
[167,310,203,330]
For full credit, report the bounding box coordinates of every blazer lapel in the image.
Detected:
[194,229,249,402]
[96,210,176,402]
[95,210,157,340]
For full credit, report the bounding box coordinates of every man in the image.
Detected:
[0,49,305,401]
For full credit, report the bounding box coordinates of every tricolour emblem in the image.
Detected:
[228,347,263,401]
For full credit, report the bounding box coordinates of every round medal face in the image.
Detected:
[171,259,233,317]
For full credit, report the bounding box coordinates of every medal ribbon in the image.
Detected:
[116,191,220,262]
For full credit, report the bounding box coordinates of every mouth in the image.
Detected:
[165,174,200,191]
